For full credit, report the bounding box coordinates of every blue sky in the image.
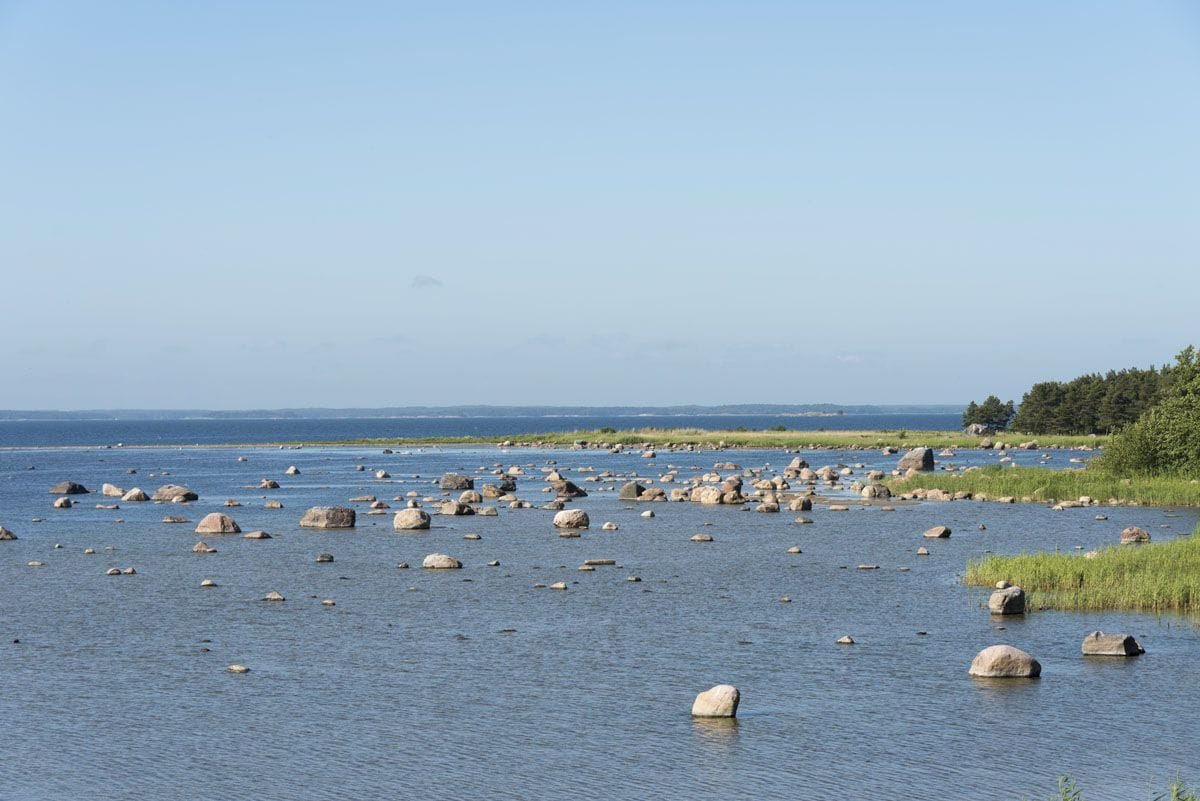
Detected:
[1,1,1197,409]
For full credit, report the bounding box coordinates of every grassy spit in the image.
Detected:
[966,527,1200,613]
[291,428,1106,450]
[891,464,1200,507]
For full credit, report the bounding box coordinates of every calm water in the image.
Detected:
[0,413,961,447]
[1,439,1195,801]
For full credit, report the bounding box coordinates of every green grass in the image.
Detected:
[287,428,1106,450]
[1026,775,1198,801]
[890,464,1200,506]
[966,528,1200,613]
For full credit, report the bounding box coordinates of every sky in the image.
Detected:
[1,1,1198,409]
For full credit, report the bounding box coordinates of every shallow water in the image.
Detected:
[1,444,1195,801]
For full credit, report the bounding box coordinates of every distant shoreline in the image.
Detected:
[0,428,1104,451]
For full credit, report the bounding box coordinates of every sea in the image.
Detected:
[0,416,1194,801]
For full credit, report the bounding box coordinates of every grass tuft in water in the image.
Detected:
[967,528,1200,613]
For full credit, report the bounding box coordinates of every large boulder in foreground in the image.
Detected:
[49,481,90,495]
[299,506,356,529]
[422,553,462,569]
[553,509,590,529]
[153,484,198,502]
[691,684,740,718]
[988,586,1026,615]
[968,645,1041,678]
[439,473,474,491]
[897,447,935,472]
[1082,631,1144,656]
[195,513,241,535]
[393,508,431,530]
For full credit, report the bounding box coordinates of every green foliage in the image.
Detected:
[1021,776,1198,801]
[1010,364,1169,435]
[768,424,787,431]
[962,395,1015,429]
[967,526,1200,613]
[1096,347,1200,477]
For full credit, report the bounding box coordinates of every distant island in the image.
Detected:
[0,404,963,421]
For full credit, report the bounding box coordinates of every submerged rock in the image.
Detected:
[968,645,1040,678]
[1081,631,1144,656]
[439,473,474,491]
[553,509,590,529]
[153,484,198,502]
[691,684,739,718]
[423,553,462,569]
[393,508,432,530]
[49,481,90,495]
[1119,526,1150,544]
[988,586,1026,615]
[299,506,356,529]
[195,513,241,535]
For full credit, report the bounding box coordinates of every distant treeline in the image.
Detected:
[1010,366,1173,435]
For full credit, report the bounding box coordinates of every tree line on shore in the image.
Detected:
[964,346,1200,476]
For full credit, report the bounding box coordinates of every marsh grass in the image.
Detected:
[892,464,1200,507]
[1024,776,1198,801]
[967,529,1200,613]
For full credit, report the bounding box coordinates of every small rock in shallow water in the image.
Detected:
[227,664,250,674]
[263,591,285,602]
[836,635,855,645]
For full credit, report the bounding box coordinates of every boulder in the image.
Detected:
[192,541,217,553]
[393,508,432,530]
[553,509,590,529]
[259,479,280,489]
[691,486,724,505]
[459,490,482,504]
[439,473,474,491]
[263,591,285,602]
[691,684,739,718]
[897,448,935,472]
[968,645,1041,678]
[988,586,1026,615]
[153,484,198,502]
[1081,631,1144,656]
[422,553,462,569]
[440,500,475,516]
[788,497,813,512]
[0,526,17,541]
[1119,526,1150,544]
[242,530,271,539]
[49,481,89,495]
[285,466,300,475]
[52,497,72,509]
[121,487,149,502]
[195,513,241,535]
[619,482,646,501]
[923,525,951,539]
[101,483,124,497]
[299,506,356,529]
[550,480,588,499]
[861,484,891,500]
